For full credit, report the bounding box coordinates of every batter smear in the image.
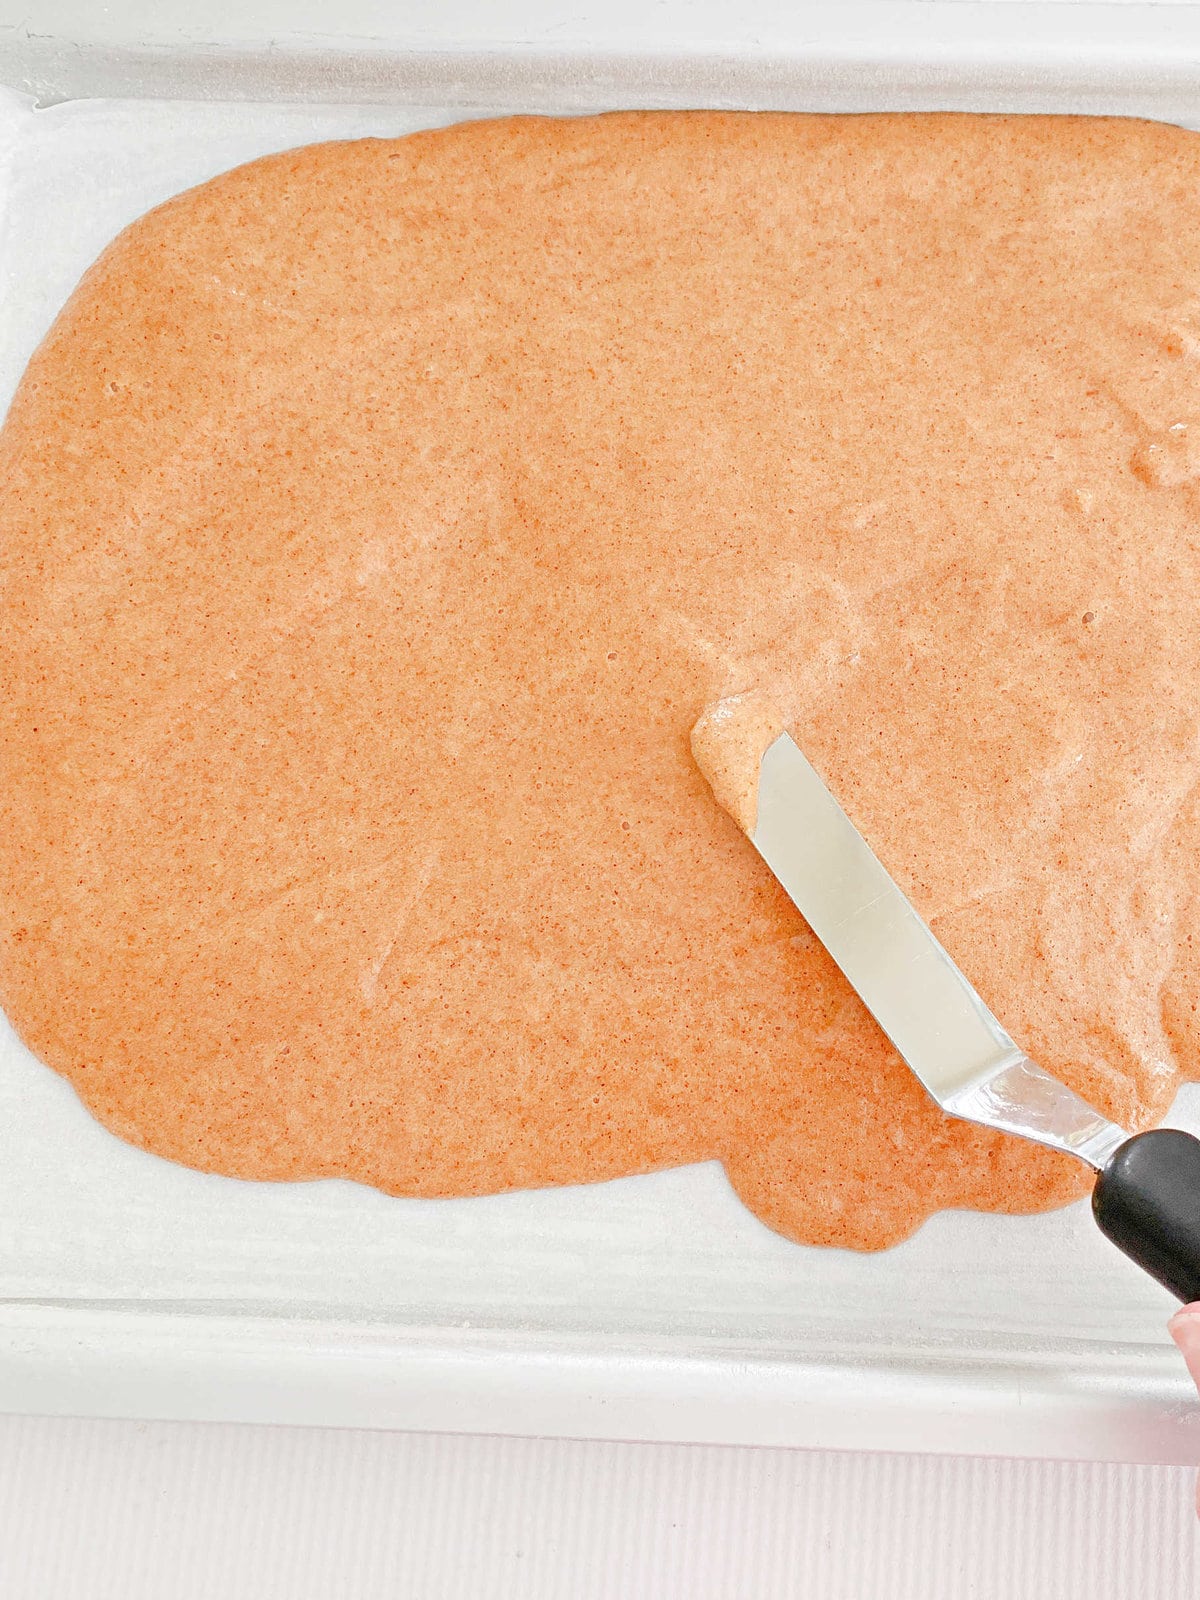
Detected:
[2,113,1199,1251]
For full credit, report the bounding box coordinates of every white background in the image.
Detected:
[1,1417,1198,1599]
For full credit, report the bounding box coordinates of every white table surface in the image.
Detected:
[0,1415,1196,1600]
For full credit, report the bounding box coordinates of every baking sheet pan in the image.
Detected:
[2,36,1200,1462]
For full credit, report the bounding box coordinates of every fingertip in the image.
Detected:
[1170,1304,1200,1385]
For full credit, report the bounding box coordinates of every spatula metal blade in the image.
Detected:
[750,733,1125,1170]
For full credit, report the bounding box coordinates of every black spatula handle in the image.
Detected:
[1093,1129,1200,1302]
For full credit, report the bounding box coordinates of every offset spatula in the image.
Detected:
[751,732,1200,1301]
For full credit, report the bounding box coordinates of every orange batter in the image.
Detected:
[1,112,1199,1251]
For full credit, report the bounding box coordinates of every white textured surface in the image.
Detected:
[8,7,1200,119]
[0,1418,1197,1599]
